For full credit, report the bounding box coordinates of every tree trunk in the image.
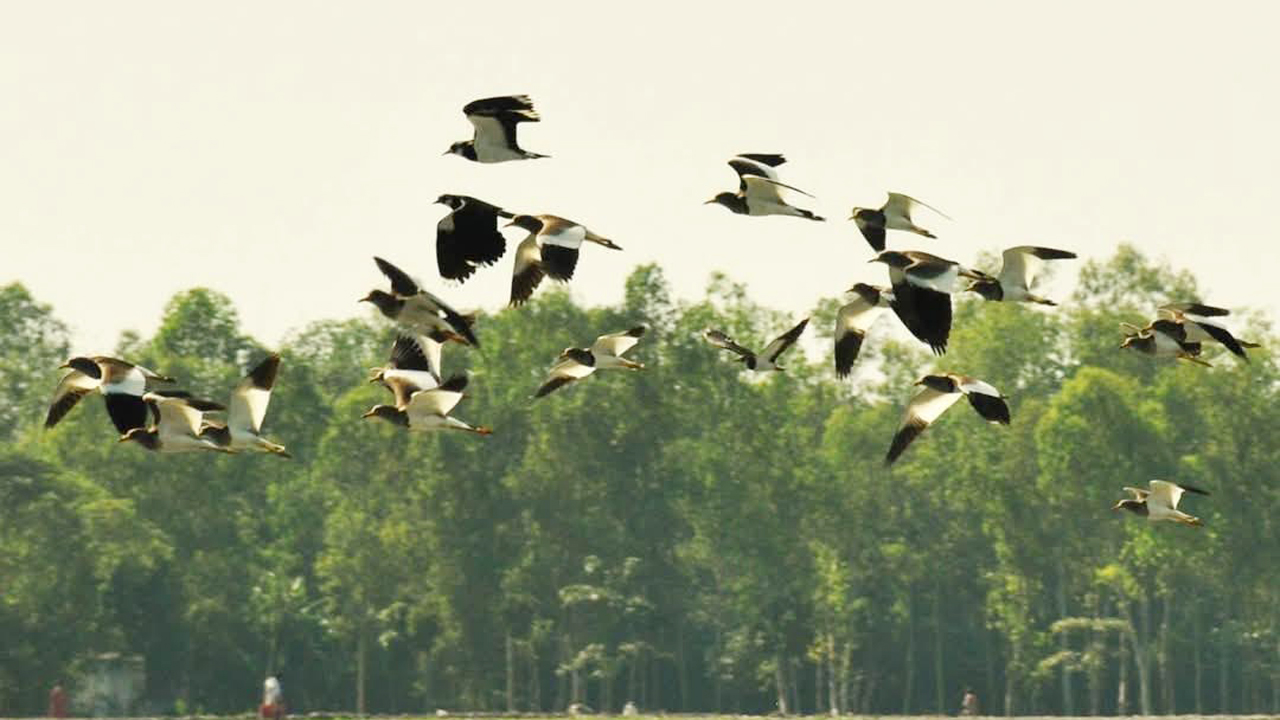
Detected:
[1003,645,1016,716]
[676,622,688,711]
[1057,560,1074,715]
[356,627,367,716]
[1117,629,1128,717]
[774,652,789,715]
[505,633,515,712]
[529,646,541,711]
[902,594,915,714]
[814,648,824,714]
[1157,594,1172,714]
[1219,636,1229,714]
[933,584,945,714]
[827,636,838,716]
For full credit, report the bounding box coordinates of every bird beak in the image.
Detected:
[117,435,129,443]
[441,149,452,156]
[592,238,623,250]
[1111,501,1124,511]
[867,257,880,264]
[502,219,516,228]
[361,409,376,419]
[703,198,717,205]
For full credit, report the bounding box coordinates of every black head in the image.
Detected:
[561,347,595,366]
[966,277,1003,301]
[444,141,472,157]
[435,194,464,209]
[119,427,159,450]
[915,374,958,393]
[62,356,102,378]
[705,192,744,213]
[360,290,402,316]
[362,405,408,426]
[1119,334,1151,352]
[505,214,544,233]
[870,250,912,268]
[848,283,883,304]
[1112,498,1148,516]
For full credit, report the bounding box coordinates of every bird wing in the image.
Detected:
[1122,486,1150,501]
[388,334,441,378]
[889,283,952,355]
[1148,479,1184,510]
[534,355,596,398]
[956,377,1011,424]
[728,156,781,182]
[373,256,422,296]
[539,220,587,281]
[1185,319,1248,358]
[884,192,951,221]
[741,175,815,202]
[1159,302,1230,318]
[229,354,280,434]
[591,326,646,358]
[762,317,809,362]
[148,395,207,439]
[407,289,480,347]
[45,370,99,428]
[999,246,1075,290]
[406,385,464,419]
[510,234,545,306]
[703,329,755,359]
[834,299,888,378]
[436,198,508,283]
[885,386,963,464]
[382,371,437,408]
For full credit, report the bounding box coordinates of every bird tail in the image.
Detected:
[914,227,937,239]
[1027,294,1057,306]
[1176,512,1204,527]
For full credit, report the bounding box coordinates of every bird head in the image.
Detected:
[118,428,158,450]
[435,194,463,208]
[360,290,400,314]
[504,215,544,233]
[443,141,469,157]
[362,405,408,426]
[869,251,911,268]
[367,368,386,384]
[965,277,1002,301]
[1112,498,1148,516]
[704,192,736,208]
[60,356,103,378]
[848,207,867,221]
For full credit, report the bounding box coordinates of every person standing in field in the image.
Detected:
[48,682,68,718]
[960,687,979,716]
[261,673,284,720]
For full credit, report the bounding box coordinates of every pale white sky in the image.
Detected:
[3,1,1278,352]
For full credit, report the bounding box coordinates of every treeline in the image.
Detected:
[1,244,1277,717]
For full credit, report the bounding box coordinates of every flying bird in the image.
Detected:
[119,393,233,454]
[506,214,622,306]
[849,192,950,252]
[885,373,1010,465]
[200,354,291,458]
[1153,303,1259,361]
[704,317,809,372]
[46,356,175,434]
[445,95,547,163]
[362,257,480,348]
[870,250,987,355]
[834,284,894,378]
[362,374,491,435]
[1119,321,1211,366]
[966,246,1077,305]
[1113,480,1210,527]
[705,154,824,221]
[534,326,646,398]
[435,194,514,283]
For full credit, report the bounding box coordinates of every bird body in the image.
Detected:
[885,373,1009,464]
[121,393,233,454]
[834,283,893,378]
[506,214,621,306]
[200,354,290,457]
[363,257,480,347]
[704,318,809,372]
[535,326,646,398]
[967,246,1077,305]
[850,192,949,251]
[46,356,175,433]
[707,154,824,221]
[1155,304,1255,360]
[435,194,513,283]
[363,374,491,435]
[871,250,985,355]
[1114,480,1209,526]
[446,95,547,163]
[1120,320,1211,366]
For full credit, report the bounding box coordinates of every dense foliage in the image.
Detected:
[2,245,1276,716]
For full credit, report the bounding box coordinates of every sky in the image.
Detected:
[3,1,1278,352]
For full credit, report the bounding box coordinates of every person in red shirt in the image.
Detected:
[48,683,68,718]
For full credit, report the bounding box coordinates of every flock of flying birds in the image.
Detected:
[43,95,1264,527]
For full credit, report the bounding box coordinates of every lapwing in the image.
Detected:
[506,214,621,306]
[869,250,988,355]
[1154,303,1259,361]
[534,326,646,398]
[362,374,491,435]
[834,284,894,378]
[46,356,175,434]
[1119,321,1211,366]
[704,317,809,372]
[119,392,234,454]
[885,373,1009,465]
[849,192,950,252]
[362,256,480,347]
[966,246,1077,305]
[705,154,824,221]
[434,194,514,283]
[1113,480,1209,527]
[445,95,547,163]
[369,334,445,402]
[199,354,291,458]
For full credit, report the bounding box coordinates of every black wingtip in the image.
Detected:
[438,374,469,393]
